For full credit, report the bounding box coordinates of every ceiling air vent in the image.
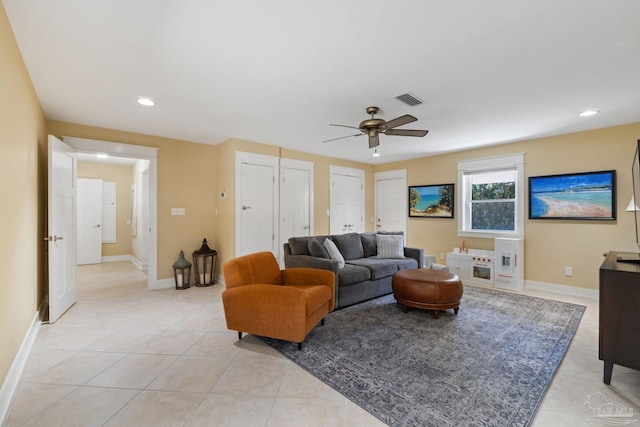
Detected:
[395,92,424,106]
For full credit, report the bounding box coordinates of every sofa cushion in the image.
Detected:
[323,239,345,268]
[376,234,405,259]
[337,264,371,287]
[361,232,377,258]
[347,258,399,280]
[288,237,311,255]
[308,238,330,258]
[331,233,365,260]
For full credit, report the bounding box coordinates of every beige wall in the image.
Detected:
[377,122,640,290]
[47,121,217,280]
[0,4,47,387]
[77,161,134,257]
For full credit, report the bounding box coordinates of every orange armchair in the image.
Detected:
[222,251,335,349]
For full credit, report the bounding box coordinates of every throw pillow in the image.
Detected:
[376,234,405,259]
[323,239,345,268]
[308,238,330,258]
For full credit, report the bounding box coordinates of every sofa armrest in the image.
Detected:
[284,254,339,272]
[404,246,424,268]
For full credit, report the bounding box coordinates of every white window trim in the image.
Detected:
[457,153,525,239]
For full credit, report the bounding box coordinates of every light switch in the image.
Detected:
[171,208,186,216]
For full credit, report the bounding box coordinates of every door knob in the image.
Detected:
[44,236,64,242]
[242,206,251,210]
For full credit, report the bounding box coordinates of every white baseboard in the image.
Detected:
[149,278,174,290]
[129,256,143,270]
[525,280,598,299]
[101,255,147,271]
[101,255,131,263]
[0,311,41,425]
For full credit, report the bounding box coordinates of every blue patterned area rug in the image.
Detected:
[260,286,585,427]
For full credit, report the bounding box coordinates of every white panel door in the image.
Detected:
[375,170,407,234]
[280,159,313,265]
[236,152,279,257]
[47,135,77,323]
[330,166,364,234]
[77,178,103,265]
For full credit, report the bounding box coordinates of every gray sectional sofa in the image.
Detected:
[283,232,424,309]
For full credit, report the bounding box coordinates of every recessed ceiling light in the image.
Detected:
[579,109,599,117]
[137,97,155,107]
[96,153,109,159]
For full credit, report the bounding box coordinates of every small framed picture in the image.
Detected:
[409,184,454,218]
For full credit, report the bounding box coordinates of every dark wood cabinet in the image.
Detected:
[599,251,640,385]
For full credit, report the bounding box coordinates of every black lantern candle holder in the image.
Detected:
[192,238,217,287]
[173,250,192,290]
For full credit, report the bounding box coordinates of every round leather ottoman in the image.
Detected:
[392,269,463,319]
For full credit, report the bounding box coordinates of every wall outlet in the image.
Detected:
[440,252,445,260]
[171,208,186,216]
[565,266,573,277]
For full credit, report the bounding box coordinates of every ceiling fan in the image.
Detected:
[323,106,429,149]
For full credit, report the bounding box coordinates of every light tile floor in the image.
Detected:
[5,261,640,426]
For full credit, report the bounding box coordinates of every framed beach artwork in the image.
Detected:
[528,170,616,220]
[409,184,454,218]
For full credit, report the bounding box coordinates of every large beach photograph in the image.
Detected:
[409,184,454,218]
[529,170,616,220]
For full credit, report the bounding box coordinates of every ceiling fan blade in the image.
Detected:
[384,114,417,130]
[322,133,362,143]
[330,124,361,130]
[368,133,380,148]
[385,129,429,137]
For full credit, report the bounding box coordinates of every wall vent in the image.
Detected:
[395,92,424,106]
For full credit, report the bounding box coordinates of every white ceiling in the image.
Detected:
[4,0,640,164]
